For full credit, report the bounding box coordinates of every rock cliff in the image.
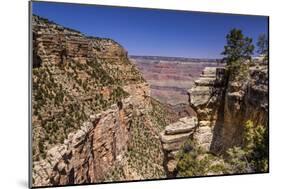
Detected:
[33,97,134,185]
[160,64,268,176]
[219,65,268,152]
[188,65,268,153]
[32,15,169,187]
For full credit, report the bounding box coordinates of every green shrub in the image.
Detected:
[177,140,226,177]
[243,120,269,172]
[224,120,268,173]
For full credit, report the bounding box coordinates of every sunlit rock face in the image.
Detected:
[220,65,268,152]
[32,15,156,187]
[189,65,268,153]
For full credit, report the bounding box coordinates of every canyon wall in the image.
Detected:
[33,97,133,186]
[32,15,159,187]
[160,65,268,176]
[189,65,268,153]
[33,83,152,186]
[219,65,268,151]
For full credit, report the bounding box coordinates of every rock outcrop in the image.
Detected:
[188,67,226,151]
[220,65,268,151]
[189,65,268,153]
[160,64,268,177]
[160,116,197,176]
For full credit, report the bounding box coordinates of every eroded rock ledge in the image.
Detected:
[189,67,226,151]
[160,116,197,176]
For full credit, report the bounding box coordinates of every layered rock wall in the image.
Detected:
[220,65,268,151]
[32,15,151,187]
[189,65,268,153]
[33,81,152,186]
[188,67,226,151]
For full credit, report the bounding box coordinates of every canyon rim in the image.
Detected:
[30,2,269,188]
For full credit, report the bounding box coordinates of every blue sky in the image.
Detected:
[32,2,268,58]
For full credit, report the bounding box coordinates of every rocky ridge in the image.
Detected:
[159,67,225,176]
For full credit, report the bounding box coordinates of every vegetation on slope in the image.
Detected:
[32,57,132,161]
[177,120,268,176]
[32,14,148,162]
[103,97,178,181]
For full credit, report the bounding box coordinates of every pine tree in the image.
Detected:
[256,34,269,63]
[222,28,254,64]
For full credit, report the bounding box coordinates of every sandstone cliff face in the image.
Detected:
[32,15,161,187]
[189,65,268,153]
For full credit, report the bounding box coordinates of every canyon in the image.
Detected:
[130,55,220,106]
[31,15,269,187]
